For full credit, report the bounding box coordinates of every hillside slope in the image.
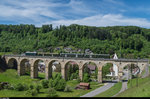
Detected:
[0,24,150,58]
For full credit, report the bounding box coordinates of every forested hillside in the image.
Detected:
[0,24,150,58]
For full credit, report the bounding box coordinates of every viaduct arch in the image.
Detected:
[4,55,149,83]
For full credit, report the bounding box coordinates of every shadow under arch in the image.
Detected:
[8,58,18,70]
[33,59,45,79]
[82,61,98,82]
[19,58,30,76]
[64,61,79,81]
[47,60,61,79]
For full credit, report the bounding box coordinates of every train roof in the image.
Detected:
[26,51,37,53]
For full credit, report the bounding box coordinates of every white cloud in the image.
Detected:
[0,0,150,29]
[0,0,65,23]
[46,14,150,28]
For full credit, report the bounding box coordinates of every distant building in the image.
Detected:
[106,53,118,77]
[77,48,82,52]
[85,49,93,54]
[52,61,61,72]
[52,65,56,72]
[55,47,61,51]
[38,62,45,72]
[87,65,96,74]
[64,47,72,53]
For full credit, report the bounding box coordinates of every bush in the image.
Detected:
[15,83,29,91]
[9,85,15,90]
[55,73,62,79]
[47,87,58,97]
[53,78,59,88]
[41,80,49,88]
[77,76,81,83]
[15,83,25,91]
[3,84,11,89]
[64,85,72,92]
[83,73,90,82]
[25,89,38,96]
[23,84,29,91]
[4,84,15,90]
[54,79,66,91]
[48,79,53,88]
[29,84,34,90]
[31,89,38,96]
[25,89,32,96]
[54,73,58,79]
[35,84,42,93]
[70,73,75,80]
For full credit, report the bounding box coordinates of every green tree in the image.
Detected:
[83,73,90,82]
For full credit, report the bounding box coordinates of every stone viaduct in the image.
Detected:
[4,55,149,83]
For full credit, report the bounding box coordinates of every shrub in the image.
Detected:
[41,80,49,88]
[83,73,90,82]
[15,83,28,91]
[53,78,59,88]
[56,73,62,79]
[47,87,58,97]
[29,84,34,90]
[31,89,38,96]
[54,79,66,91]
[3,84,11,89]
[25,89,32,96]
[54,73,58,79]
[25,89,38,96]
[70,73,75,80]
[53,73,62,80]
[35,84,42,93]
[4,84,15,90]
[23,84,29,91]
[15,83,25,91]
[77,76,81,83]
[8,85,15,90]
[48,79,53,88]
[142,88,145,92]
[64,85,72,92]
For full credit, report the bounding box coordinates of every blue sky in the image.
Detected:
[1,0,150,28]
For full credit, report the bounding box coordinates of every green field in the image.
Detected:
[127,77,150,89]
[116,76,150,97]
[94,82,122,97]
[0,69,103,97]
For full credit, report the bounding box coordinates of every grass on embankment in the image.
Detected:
[116,76,150,97]
[0,69,103,97]
[94,82,122,97]
[127,76,150,89]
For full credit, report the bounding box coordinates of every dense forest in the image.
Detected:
[0,24,150,59]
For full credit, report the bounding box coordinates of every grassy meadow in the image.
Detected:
[116,76,150,97]
[0,69,103,97]
[94,82,122,97]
